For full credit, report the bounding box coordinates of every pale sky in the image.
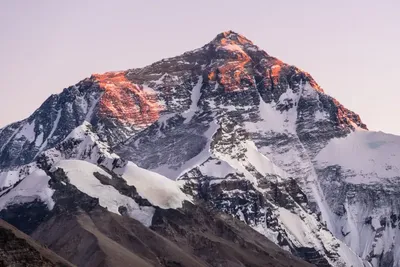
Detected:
[1,1,399,134]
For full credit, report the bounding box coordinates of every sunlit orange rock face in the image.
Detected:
[332,98,367,129]
[217,59,254,92]
[266,62,283,85]
[303,71,324,93]
[213,36,254,92]
[267,62,324,93]
[208,70,216,81]
[93,71,163,127]
[308,78,323,92]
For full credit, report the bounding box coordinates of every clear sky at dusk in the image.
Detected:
[0,0,399,134]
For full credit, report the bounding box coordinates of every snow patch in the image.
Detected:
[245,86,301,134]
[182,76,203,123]
[316,130,400,184]
[36,109,62,157]
[0,169,54,210]
[278,208,311,247]
[314,110,328,121]
[198,158,236,178]
[116,161,191,209]
[60,122,119,169]
[0,164,35,190]
[15,120,36,142]
[53,160,154,227]
[246,46,260,52]
[218,43,247,57]
[151,120,219,179]
[0,170,21,189]
[35,132,44,147]
[142,84,157,94]
[244,140,287,181]
[85,93,101,122]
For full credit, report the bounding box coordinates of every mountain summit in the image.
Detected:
[211,30,255,47]
[0,31,365,168]
[1,32,399,267]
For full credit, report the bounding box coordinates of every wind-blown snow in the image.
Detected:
[53,160,155,226]
[0,169,54,210]
[117,161,191,209]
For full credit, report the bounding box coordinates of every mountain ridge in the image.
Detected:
[1,31,399,267]
[0,31,366,168]
[0,218,75,266]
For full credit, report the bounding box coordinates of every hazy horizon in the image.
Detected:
[1,0,399,134]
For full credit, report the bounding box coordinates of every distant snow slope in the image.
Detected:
[316,129,400,184]
[315,129,400,266]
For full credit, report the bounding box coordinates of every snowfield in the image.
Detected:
[116,161,191,209]
[53,159,155,227]
[316,129,400,184]
[0,169,54,210]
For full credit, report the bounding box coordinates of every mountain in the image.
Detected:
[0,30,399,267]
[0,123,311,267]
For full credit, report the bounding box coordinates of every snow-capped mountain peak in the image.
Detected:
[0,32,398,267]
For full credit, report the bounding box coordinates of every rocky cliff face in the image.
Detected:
[0,31,399,267]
